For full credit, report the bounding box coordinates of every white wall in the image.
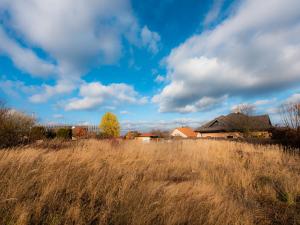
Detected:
[137,137,151,143]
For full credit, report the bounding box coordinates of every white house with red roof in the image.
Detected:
[171,127,197,138]
[136,133,159,143]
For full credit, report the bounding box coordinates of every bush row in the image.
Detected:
[0,109,35,148]
[29,127,72,141]
[271,127,300,150]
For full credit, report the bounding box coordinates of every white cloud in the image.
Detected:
[203,0,225,26]
[154,0,300,113]
[0,27,56,77]
[285,93,300,104]
[104,106,116,110]
[29,79,77,103]
[266,107,280,115]
[231,103,255,114]
[254,98,277,106]
[141,26,161,54]
[65,82,147,111]
[230,98,278,114]
[0,0,139,76]
[0,0,160,101]
[121,118,204,133]
[0,79,38,97]
[53,114,64,119]
[120,110,129,115]
[155,75,165,83]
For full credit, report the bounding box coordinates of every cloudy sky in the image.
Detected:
[0,0,300,132]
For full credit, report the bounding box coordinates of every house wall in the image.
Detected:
[248,131,271,138]
[136,137,151,143]
[197,132,243,139]
[171,129,188,138]
[197,131,271,139]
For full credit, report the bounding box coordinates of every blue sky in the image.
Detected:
[0,0,300,132]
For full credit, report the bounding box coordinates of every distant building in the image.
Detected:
[124,131,140,139]
[72,126,88,138]
[170,127,197,138]
[195,113,272,139]
[136,133,159,143]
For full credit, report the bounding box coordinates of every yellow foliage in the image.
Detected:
[99,112,120,137]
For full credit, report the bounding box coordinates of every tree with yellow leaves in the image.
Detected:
[99,112,120,138]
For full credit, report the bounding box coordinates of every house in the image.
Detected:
[136,133,159,143]
[195,113,272,139]
[171,127,197,138]
[72,126,88,138]
[124,131,140,139]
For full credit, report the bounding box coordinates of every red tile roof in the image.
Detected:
[176,127,197,137]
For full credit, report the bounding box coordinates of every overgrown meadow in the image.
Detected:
[0,139,299,225]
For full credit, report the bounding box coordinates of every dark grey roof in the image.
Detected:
[196,113,272,133]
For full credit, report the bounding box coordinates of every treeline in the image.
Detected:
[0,101,122,148]
[0,101,73,148]
[1,99,300,150]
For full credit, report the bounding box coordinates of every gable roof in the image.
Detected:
[196,113,272,133]
[175,127,197,137]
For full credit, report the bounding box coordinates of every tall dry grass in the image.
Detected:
[0,139,299,225]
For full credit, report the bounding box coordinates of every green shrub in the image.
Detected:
[56,128,72,139]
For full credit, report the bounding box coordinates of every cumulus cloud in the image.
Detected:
[154,0,300,113]
[0,27,56,77]
[29,79,77,103]
[65,82,147,111]
[0,0,160,102]
[141,26,161,54]
[0,0,140,76]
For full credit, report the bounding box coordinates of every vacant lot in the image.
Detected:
[0,140,299,225]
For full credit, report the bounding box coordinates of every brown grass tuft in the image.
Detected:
[0,139,299,225]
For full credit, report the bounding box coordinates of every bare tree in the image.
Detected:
[150,129,170,138]
[0,100,8,128]
[0,100,36,148]
[280,102,300,130]
[232,103,255,116]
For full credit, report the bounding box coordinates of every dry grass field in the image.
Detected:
[0,139,299,225]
